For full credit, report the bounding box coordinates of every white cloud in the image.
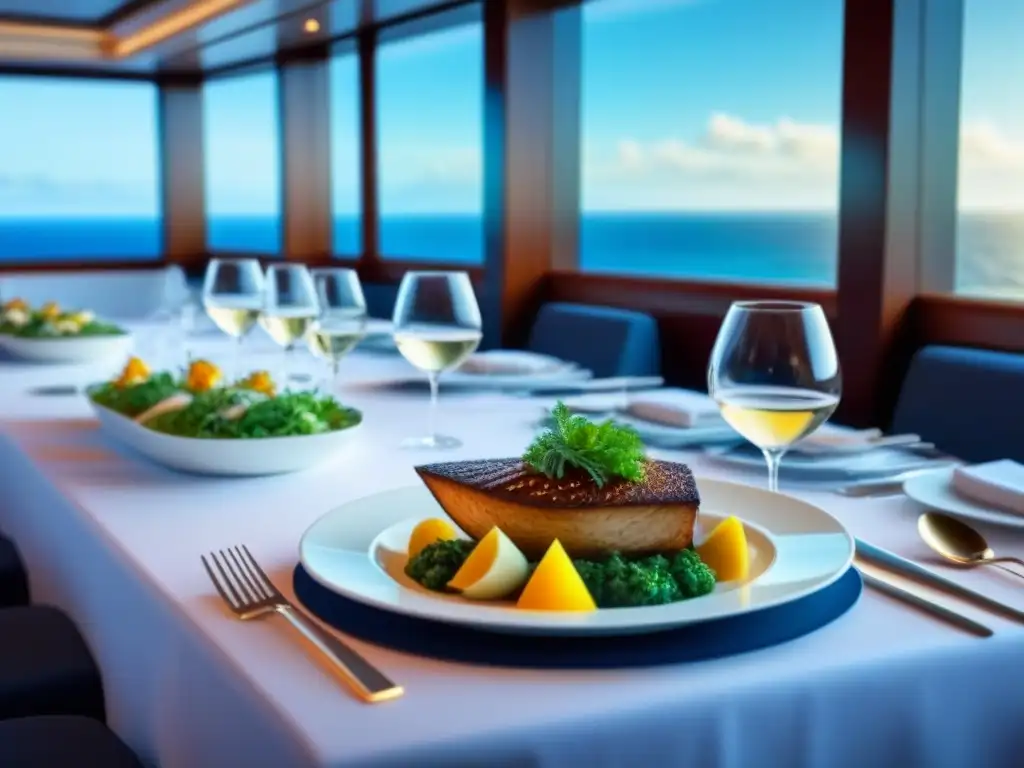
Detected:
[958,120,1024,209]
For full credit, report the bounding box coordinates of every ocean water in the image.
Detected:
[0,213,1021,297]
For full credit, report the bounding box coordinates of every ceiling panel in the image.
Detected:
[0,0,476,76]
[0,0,148,24]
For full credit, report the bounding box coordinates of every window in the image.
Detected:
[376,19,483,262]
[956,1,1024,300]
[579,0,843,285]
[330,52,362,255]
[0,77,160,261]
[203,70,281,253]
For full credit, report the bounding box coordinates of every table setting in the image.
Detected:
[0,272,1023,767]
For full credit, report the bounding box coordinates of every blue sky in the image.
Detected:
[0,0,1019,217]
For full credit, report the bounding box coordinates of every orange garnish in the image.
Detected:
[186,359,222,392]
[115,357,150,388]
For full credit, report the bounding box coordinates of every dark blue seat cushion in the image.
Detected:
[0,716,141,767]
[891,345,1024,462]
[528,302,660,378]
[0,536,28,607]
[362,283,398,320]
[0,606,104,721]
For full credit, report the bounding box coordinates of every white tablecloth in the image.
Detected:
[1,330,1023,767]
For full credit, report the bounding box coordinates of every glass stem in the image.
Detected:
[329,358,341,395]
[233,335,244,382]
[427,372,440,441]
[763,448,784,493]
[281,346,294,389]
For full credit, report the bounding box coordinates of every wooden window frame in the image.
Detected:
[3,0,1024,431]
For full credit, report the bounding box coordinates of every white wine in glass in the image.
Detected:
[308,268,367,392]
[393,271,482,449]
[261,264,319,384]
[708,301,841,492]
[202,258,265,379]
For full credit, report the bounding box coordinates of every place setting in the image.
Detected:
[198,299,1024,706]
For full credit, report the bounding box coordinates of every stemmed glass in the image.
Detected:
[259,264,319,386]
[307,268,367,394]
[392,271,482,449]
[202,258,265,381]
[707,301,841,492]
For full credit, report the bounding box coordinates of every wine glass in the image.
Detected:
[308,268,367,393]
[707,301,841,493]
[260,264,319,387]
[392,271,482,449]
[202,258,265,380]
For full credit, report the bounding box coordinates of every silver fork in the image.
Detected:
[201,545,403,703]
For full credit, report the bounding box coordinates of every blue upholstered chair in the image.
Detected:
[527,302,661,378]
[362,283,399,320]
[891,345,1024,462]
[0,535,28,608]
[0,716,142,767]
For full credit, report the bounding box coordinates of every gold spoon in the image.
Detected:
[918,512,1024,580]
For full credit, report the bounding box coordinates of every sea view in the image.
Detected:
[1,213,1022,298]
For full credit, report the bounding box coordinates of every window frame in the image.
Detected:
[3,0,1021,429]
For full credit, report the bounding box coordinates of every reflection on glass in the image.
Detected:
[308,268,367,392]
[707,301,841,492]
[202,258,265,379]
[260,265,319,384]
[392,271,482,449]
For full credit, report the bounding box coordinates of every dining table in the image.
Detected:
[0,321,1022,768]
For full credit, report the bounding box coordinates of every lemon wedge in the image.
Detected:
[697,516,749,581]
[517,540,596,612]
[407,518,457,560]
[448,527,528,600]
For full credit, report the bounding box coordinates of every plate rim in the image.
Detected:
[298,478,855,635]
[903,466,1024,529]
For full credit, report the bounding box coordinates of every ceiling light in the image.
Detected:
[304,18,320,34]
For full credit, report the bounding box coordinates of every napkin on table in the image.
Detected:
[459,350,571,376]
[626,388,724,429]
[952,459,1024,514]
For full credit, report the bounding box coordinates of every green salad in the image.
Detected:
[1,300,125,338]
[89,360,361,439]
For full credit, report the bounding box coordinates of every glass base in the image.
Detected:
[400,434,462,450]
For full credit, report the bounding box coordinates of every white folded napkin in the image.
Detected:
[626,388,723,429]
[459,350,571,376]
[952,460,1024,514]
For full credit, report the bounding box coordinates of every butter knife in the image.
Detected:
[857,564,992,637]
[856,539,1024,624]
[837,465,955,497]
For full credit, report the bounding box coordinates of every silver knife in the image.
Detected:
[856,539,1024,624]
[837,465,955,497]
[856,564,992,637]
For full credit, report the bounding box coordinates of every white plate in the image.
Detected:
[358,319,395,351]
[458,350,572,376]
[298,479,854,636]
[903,467,1024,529]
[444,366,592,390]
[0,332,133,364]
[704,443,943,480]
[90,401,362,476]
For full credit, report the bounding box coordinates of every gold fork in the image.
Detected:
[201,545,403,703]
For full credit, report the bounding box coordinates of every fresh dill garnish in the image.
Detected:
[522,401,646,487]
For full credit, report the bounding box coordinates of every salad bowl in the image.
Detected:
[90,401,362,476]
